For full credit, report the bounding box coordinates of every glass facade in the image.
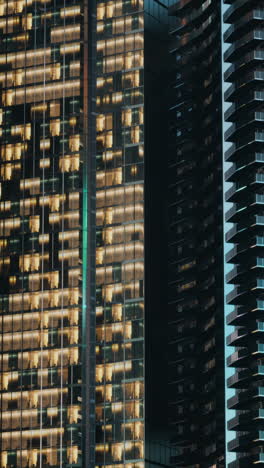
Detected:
[0,0,95,466]
[0,0,171,466]
[95,0,145,465]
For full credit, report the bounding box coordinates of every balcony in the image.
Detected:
[227,387,264,410]
[227,366,264,389]
[225,102,236,121]
[225,157,264,182]
[224,0,248,23]
[227,347,248,368]
[225,163,237,181]
[224,0,250,24]
[226,245,238,263]
[227,392,245,411]
[226,307,247,326]
[225,112,264,143]
[225,204,247,223]
[252,454,264,465]
[227,368,249,388]
[225,183,246,203]
[224,9,264,43]
[226,244,247,263]
[228,457,257,468]
[226,132,264,163]
[225,71,264,104]
[227,286,264,307]
[225,84,235,102]
[228,411,250,431]
[228,408,264,430]
[225,224,247,243]
[226,327,247,345]
[224,30,264,63]
[228,430,264,452]
[226,258,264,283]
[225,49,264,83]
[225,143,236,161]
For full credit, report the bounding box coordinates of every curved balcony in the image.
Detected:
[227,286,251,305]
[225,143,236,161]
[227,347,249,368]
[225,242,255,264]
[228,387,264,410]
[225,112,264,143]
[172,11,217,53]
[252,454,264,465]
[224,0,253,23]
[229,453,264,467]
[226,306,247,326]
[226,328,247,345]
[225,49,264,83]
[225,154,264,182]
[225,135,264,165]
[228,408,264,430]
[226,217,264,242]
[227,368,249,388]
[225,102,236,121]
[225,224,248,243]
[224,30,264,62]
[225,183,246,203]
[228,457,258,468]
[227,366,264,389]
[225,134,263,162]
[225,162,238,181]
[228,411,251,431]
[228,430,264,452]
[227,258,264,284]
[226,180,264,205]
[224,9,264,43]
[225,203,247,222]
[227,341,264,364]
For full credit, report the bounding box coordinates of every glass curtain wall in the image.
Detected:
[95,0,145,465]
[0,1,91,467]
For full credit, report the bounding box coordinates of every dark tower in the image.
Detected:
[168,0,225,466]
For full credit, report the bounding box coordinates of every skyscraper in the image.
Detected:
[0,0,96,466]
[168,0,225,466]
[95,0,171,465]
[225,0,264,465]
[0,0,171,467]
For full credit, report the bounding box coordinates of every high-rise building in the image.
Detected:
[95,0,171,465]
[225,0,264,465]
[168,0,225,466]
[0,0,171,467]
[0,0,96,466]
